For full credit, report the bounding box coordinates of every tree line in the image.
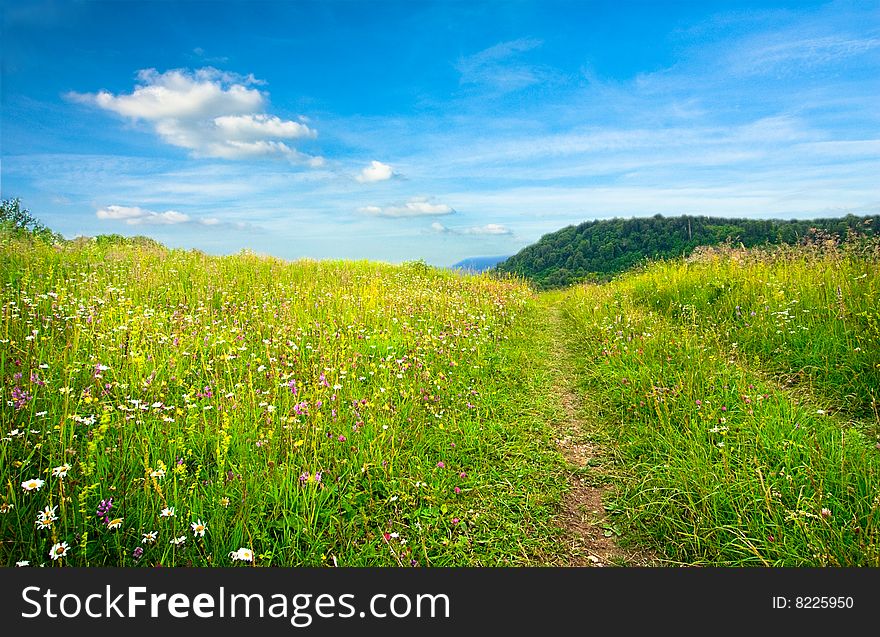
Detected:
[495,214,880,289]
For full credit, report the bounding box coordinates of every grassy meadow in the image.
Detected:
[557,237,880,565]
[0,235,567,566]
[2,229,879,566]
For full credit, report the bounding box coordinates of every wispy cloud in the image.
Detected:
[456,38,547,92]
[68,68,322,164]
[432,221,512,235]
[729,34,880,76]
[359,197,454,218]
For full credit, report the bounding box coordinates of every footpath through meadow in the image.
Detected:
[534,293,655,567]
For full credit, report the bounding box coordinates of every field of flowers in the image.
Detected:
[557,237,880,565]
[0,236,568,566]
[4,227,879,568]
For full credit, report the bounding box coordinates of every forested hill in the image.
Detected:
[495,214,879,289]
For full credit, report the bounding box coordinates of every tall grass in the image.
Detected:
[625,237,880,420]
[1,236,567,566]
[558,238,880,565]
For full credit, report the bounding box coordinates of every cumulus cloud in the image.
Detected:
[69,68,321,163]
[359,197,454,218]
[96,204,217,226]
[356,160,394,183]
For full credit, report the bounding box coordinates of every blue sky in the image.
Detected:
[2,0,879,265]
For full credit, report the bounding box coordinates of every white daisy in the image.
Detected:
[191,519,207,537]
[49,542,70,560]
[21,478,45,492]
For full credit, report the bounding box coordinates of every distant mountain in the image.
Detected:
[496,214,880,289]
[451,255,511,272]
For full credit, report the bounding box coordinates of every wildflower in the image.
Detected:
[133,547,144,560]
[11,386,32,410]
[338,434,346,442]
[170,536,186,545]
[459,472,467,479]
[142,531,158,544]
[160,507,175,518]
[107,517,123,530]
[21,478,45,492]
[52,464,71,478]
[150,468,166,479]
[436,461,445,469]
[49,542,70,560]
[220,497,230,508]
[821,508,832,519]
[229,548,254,562]
[16,561,30,567]
[96,498,113,523]
[452,518,460,525]
[0,503,14,513]
[454,487,461,494]
[36,505,58,529]
[191,519,208,537]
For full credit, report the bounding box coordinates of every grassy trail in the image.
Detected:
[534,292,655,566]
[552,256,880,565]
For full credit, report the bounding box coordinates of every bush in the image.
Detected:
[0,198,62,243]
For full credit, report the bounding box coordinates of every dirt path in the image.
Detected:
[543,300,655,567]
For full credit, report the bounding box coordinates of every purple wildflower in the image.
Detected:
[96,498,114,523]
[11,386,32,411]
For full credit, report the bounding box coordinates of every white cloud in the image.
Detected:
[213,114,316,141]
[730,35,880,76]
[463,223,512,235]
[456,38,548,92]
[356,160,394,183]
[95,204,220,226]
[96,205,189,225]
[359,197,454,218]
[70,68,321,163]
[430,222,512,235]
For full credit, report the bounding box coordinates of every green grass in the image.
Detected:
[4,230,879,567]
[625,240,880,418]
[0,235,568,566]
[556,238,880,565]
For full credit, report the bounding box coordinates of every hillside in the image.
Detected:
[554,237,880,564]
[3,206,880,567]
[496,214,880,289]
